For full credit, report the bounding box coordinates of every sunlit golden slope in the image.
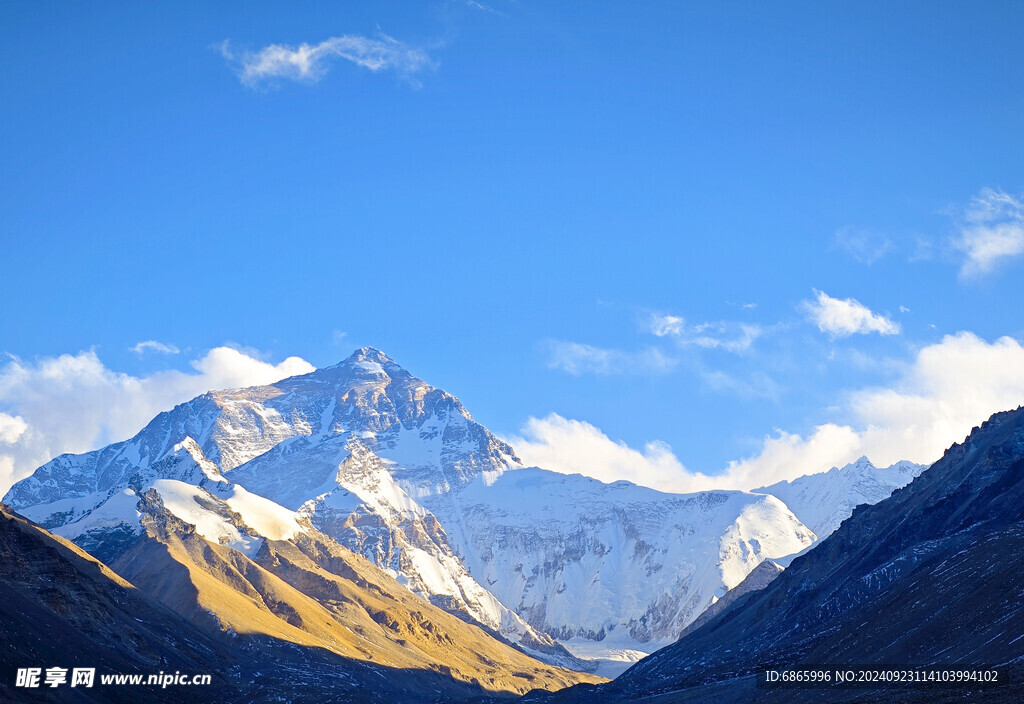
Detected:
[109,492,603,696]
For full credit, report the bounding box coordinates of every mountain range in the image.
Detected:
[2,347,951,699]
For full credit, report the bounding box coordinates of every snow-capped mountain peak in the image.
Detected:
[752,456,926,539]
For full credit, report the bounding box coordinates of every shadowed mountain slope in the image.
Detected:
[0,505,237,703]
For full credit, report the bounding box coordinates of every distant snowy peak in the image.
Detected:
[752,456,926,538]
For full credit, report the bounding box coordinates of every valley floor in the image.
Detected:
[559,637,671,679]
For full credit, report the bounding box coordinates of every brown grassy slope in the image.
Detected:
[110,496,604,696]
[0,506,237,704]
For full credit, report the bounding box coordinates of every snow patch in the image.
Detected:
[152,479,263,557]
[221,485,305,541]
[54,489,143,539]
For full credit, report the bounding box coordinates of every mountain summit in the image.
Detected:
[754,455,925,539]
[324,345,402,371]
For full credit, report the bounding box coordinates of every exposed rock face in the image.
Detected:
[0,505,598,703]
[562,407,1024,703]
[419,469,812,643]
[4,349,554,654]
[106,489,600,695]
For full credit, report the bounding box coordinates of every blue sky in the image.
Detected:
[3,1,1024,494]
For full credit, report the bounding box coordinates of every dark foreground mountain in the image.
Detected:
[527,406,1024,703]
[675,559,783,640]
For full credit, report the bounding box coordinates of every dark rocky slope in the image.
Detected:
[675,559,783,640]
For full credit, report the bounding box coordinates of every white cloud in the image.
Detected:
[190,347,314,389]
[722,424,864,491]
[508,412,831,494]
[955,188,1024,278]
[803,289,900,338]
[544,341,676,376]
[0,413,28,445]
[647,313,763,352]
[131,340,179,355]
[219,34,432,87]
[729,332,1024,487]
[649,314,684,337]
[0,348,314,495]
[513,332,1024,495]
[506,414,708,493]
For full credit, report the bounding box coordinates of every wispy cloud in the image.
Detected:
[544,341,676,376]
[130,340,179,355]
[802,290,900,338]
[218,34,433,88]
[833,226,894,265]
[647,313,763,353]
[462,0,504,14]
[691,322,764,352]
[545,321,778,399]
[649,314,684,337]
[699,368,781,400]
[954,188,1024,278]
